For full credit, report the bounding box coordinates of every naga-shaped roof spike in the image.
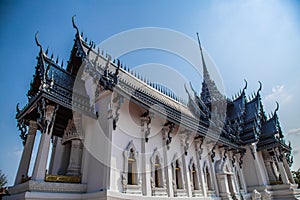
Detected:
[61,60,64,67]
[72,15,80,36]
[257,81,262,95]
[274,101,279,116]
[51,53,53,59]
[243,79,248,90]
[184,83,190,95]
[35,31,43,52]
[45,48,49,55]
[56,56,59,64]
[189,81,198,96]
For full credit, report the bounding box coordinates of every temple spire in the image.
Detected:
[197,33,223,104]
[197,32,210,82]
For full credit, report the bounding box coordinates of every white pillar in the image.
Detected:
[141,117,151,196]
[67,139,83,176]
[32,105,57,181]
[282,156,295,184]
[194,139,205,197]
[208,144,219,196]
[48,136,57,174]
[180,133,192,197]
[251,144,267,185]
[49,137,63,175]
[277,162,289,184]
[15,121,38,184]
[162,128,174,197]
[274,148,290,184]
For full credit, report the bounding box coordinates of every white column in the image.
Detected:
[208,144,219,196]
[274,148,289,184]
[48,136,58,174]
[49,137,63,175]
[15,121,38,184]
[32,105,57,181]
[67,139,83,176]
[180,133,192,197]
[282,156,295,184]
[251,144,267,185]
[141,117,151,196]
[162,128,174,197]
[277,162,289,184]
[238,167,247,193]
[194,139,206,197]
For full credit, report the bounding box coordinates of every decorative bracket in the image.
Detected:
[99,56,120,91]
[223,147,228,161]
[239,150,246,168]
[17,119,28,146]
[163,121,175,150]
[141,110,154,142]
[179,129,191,156]
[210,144,217,162]
[37,98,59,135]
[249,144,256,160]
[112,93,124,130]
[195,137,204,159]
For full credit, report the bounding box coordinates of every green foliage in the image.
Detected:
[0,170,8,188]
[292,168,300,188]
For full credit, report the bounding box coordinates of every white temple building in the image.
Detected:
[6,17,300,200]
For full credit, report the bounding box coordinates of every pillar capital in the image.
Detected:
[28,120,38,135]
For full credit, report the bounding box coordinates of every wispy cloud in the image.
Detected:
[264,85,292,104]
[286,128,300,137]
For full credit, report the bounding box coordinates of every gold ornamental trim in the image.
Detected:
[45,174,81,183]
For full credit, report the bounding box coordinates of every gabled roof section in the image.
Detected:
[66,16,87,76]
[226,80,247,121]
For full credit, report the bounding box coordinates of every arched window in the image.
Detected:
[204,165,213,191]
[128,148,137,185]
[150,148,167,196]
[175,160,183,189]
[154,155,163,188]
[123,141,139,187]
[191,163,200,190]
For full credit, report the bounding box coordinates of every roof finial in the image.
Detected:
[196,32,209,82]
[243,79,248,90]
[72,15,79,35]
[35,31,43,52]
[257,81,262,95]
[274,101,279,114]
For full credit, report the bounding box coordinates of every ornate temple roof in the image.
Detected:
[15,17,291,153]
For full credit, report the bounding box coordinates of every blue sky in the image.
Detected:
[0,0,300,185]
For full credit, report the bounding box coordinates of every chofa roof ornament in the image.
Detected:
[72,15,80,36]
[35,31,43,52]
[257,81,262,96]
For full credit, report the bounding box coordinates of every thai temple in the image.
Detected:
[6,17,300,200]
